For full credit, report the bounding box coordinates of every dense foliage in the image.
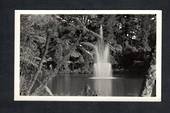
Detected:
[20,14,156,95]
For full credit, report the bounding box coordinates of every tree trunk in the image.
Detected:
[141,64,156,96]
[26,28,51,95]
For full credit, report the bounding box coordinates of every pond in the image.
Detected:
[48,73,144,96]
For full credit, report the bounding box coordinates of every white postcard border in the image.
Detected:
[14,10,162,102]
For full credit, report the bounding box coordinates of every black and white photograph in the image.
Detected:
[14,10,162,101]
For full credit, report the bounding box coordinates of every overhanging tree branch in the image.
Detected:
[56,16,116,48]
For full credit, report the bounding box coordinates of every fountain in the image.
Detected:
[92,25,113,79]
[93,39,112,79]
[90,25,113,96]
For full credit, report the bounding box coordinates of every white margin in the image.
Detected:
[14,10,162,102]
[14,11,21,101]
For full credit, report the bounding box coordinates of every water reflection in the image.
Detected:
[48,74,144,96]
[93,79,112,96]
